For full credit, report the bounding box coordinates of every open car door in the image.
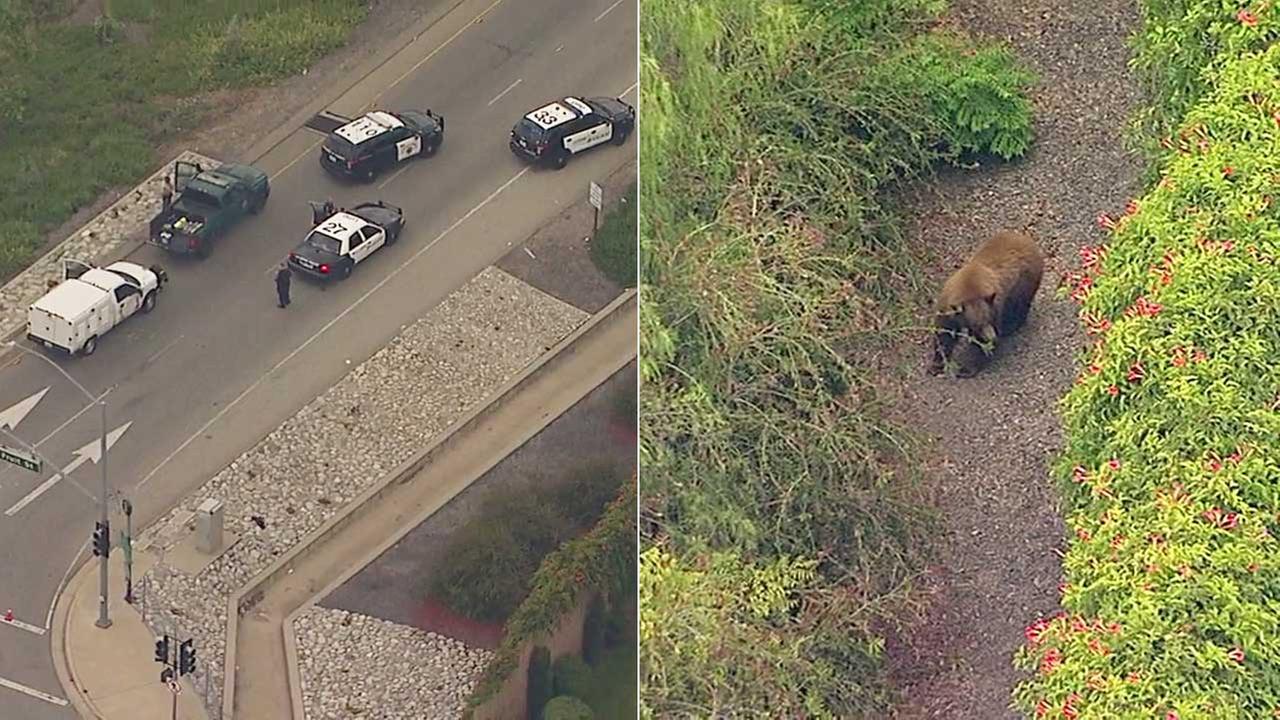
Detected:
[62,258,94,281]
[173,160,202,194]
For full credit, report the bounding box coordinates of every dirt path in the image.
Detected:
[885,3,1145,717]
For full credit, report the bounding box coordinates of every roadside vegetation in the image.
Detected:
[431,382,634,623]
[1012,5,1280,718]
[0,0,368,279]
[638,0,1035,716]
[589,181,638,288]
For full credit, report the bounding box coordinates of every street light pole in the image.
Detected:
[3,341,111,628]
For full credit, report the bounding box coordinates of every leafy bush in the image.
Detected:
[527,646,553,720]
[431,463,626,622]
[588,181,637,288]
[1129,0,1280,161]
[541,696,594,720]
[552,655,593,699]
[640,0,1034,714]
[581,595,607,664]
[1011,43,1280,719]
[464,477,637,718]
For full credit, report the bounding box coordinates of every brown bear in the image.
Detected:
[928,229,1044,378]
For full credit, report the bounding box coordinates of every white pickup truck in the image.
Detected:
[26,259,167,356]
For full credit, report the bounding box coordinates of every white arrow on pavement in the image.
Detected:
[5,421,132,517]
[0,387,49,431]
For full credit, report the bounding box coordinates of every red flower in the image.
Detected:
[1108,458,1121,470]
[1076,528,1091,542]
[1107,384,1120,397]
[1127,362,1145,382]
[1194,349,1208,363]
[1110,534,1126,548]
[1204,507,1223,524]
[1040,647,1063,674]
[1172,347,1188,367]
[1224,512,1240,529]
[1097,213,1117,230]
[1088,637,1111,656]
[1072,465,1089,483]
[1168,713,1180,720]
[1125,199,1140,215]
[1224,165,1235,177]
[1207,458,1223,472]
[1127,671,1141,683]
[1063,693,1081,720]
[1239,8,1259,25]
[1107,621,1122,634]
[1228,647,1246,664]
[1035,698,1049,717]
[1025,618,1049,645]
[1248,563,1260,573]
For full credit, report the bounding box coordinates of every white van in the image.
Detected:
[27,259,166,356]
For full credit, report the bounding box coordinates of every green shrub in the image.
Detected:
[581,595,607,664]
[527,646,553,720]
[1011,43,1280,719]
[465,477,636,717]
[541,696,594,720]
[589,181,637,288]
[552,654,593,699]
[640,0,1034,714]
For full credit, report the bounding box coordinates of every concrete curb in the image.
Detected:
[220,289,635,719]
[51,561,101,720]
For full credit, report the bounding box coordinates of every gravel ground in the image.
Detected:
[320,360,636,643]
[135,266,588,715]
[883,3,1145,718]
[496,157,636,313]
[293,604,492,720]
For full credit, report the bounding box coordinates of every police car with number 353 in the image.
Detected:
[510,96,634,170]
[319,109,444,182]
[288,201,405,281]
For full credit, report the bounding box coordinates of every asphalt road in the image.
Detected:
[0,0,636,715]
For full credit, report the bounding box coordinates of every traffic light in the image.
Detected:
[178,639,196,676]
[91,521,109,557]
[154,635,169,665]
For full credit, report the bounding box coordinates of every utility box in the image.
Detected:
[195,498,224,555]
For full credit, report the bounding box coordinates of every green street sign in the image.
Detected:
[0,444,41,473]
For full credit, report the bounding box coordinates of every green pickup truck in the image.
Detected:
[147,160,270,258]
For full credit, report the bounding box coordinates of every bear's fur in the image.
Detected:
[928,229,1044,378]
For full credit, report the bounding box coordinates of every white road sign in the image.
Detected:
[589,181,603,210]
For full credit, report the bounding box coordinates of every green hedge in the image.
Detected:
[463,475,637,717]
[1011,43,1280,719]
[541,696,595,720]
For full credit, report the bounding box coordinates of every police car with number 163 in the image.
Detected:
[319,109,444,182]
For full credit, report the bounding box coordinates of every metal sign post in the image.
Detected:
[121,499,134,604]
[589,181,603,233]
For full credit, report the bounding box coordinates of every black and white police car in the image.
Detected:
[319,110,445,182]
[509,96,635,170]
[288,201,405,281]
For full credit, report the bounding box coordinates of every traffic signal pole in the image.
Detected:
[96,400,110,629]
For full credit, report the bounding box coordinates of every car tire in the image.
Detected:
[422,137,440,157]
[82,336,97,356]
[552,152,568,170]
[142,292,157,313]
[250,190,268,214]
[388,224,402,245]
[363,166,377,183]
[341,263,354,280]
[613,126,631,145]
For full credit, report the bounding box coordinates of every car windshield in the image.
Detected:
[305,232,343,255]
[514,118,546,142]
[589,98,624,115]
[107,269,140,287]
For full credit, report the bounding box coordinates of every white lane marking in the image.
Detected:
[487,78,522,106]
[33,387,113,449]
[47,540,88,630]
[6,422,133,517]
[145,335,183,365]
[136,165,532,493]
[595,0,625,22]
[1,614,45,636]
[0,676,68,706]
[272,0,508,181]
[377,162,415,191]
[0,387,50,431]
[621,81,638,98]
[555,44,564,53]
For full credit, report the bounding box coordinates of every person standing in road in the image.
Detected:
[275,262,292,308]
[161,175,173,211]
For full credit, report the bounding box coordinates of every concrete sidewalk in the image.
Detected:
[53,551,210,720]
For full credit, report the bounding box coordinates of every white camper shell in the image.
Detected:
[26,259,165,356]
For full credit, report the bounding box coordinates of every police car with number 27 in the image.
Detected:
[288,201,405,281]
[320,110,444,182]
[510,96,634,170]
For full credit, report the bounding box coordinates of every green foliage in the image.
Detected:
[1011,43,1280,719]
[640,0,1034,714]
[464,477,637,718]
[589,181,637,288]
[527,646,553,720]
[430,462,626,623]
[581,595,607,664]
[575,639,638,719]
[552,655,593,699]
[0,0,367,280]
[541,696,594,720]
[1129,0,1280,161]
